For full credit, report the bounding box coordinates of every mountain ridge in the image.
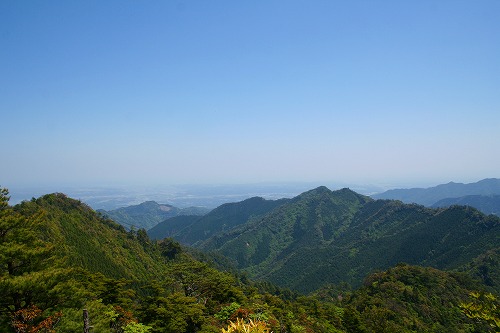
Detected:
[148,195,290,245]
[196,186,500,293]
[372,178,500,206]
[432,194,500,215]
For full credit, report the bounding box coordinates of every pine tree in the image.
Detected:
[0,187,79,331]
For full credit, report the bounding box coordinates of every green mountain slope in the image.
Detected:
[16,193,166,280]
[372,178,500,206]
[199,187,500,293]
[148,215,201,240]
[100,201,209,230]
[149,196,289,245]
[432,194,500,215]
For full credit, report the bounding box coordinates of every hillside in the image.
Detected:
[1,187,498,332]
[432,194,500,216]
[148,215,201,240]
[372,178,500,206]
[148,196,289,245]
[99,200,209,230]
[199,187,500,293]
[14,194,167,281]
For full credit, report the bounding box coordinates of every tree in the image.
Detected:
[138,281,205,333]
[158,238,182,260]
[0,187,77,331]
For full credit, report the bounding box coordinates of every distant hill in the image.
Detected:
[198,186,500,293]
[99,201,209,230]
[148,196,289,245]
[432,194,500,216]
[372,178,500,206]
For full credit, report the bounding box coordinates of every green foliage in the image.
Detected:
[346,264,486,332]
[139,290,205,333]
[462,248,500,293]
[123,321,153,333]
[165,258,244,311]
[0,188,81,332]
[158,237,182,259]
[460,292,500,331]
[215,303,241,322]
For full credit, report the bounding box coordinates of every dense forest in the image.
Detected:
[1,187,499,332]
[151,187,500,294]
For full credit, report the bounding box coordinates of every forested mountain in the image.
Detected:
[15,194,165,280]
[1,189,335,332]
[1,187,499,332]
[99,200,209,230]
[198,187,500,293]
[148,196,289,245]
[432,194,500,216]
[148,214,202,240]
[372,178,500,206]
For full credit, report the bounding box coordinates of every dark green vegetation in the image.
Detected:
[1,186,499,332]
[197,187,500,293]
[372,178,500,207]
[148,196,289,245]
[432,195,500,216]
[100,201,209,230]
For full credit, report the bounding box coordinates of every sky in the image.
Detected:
[1,0,499,190]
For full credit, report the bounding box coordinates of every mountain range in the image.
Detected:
[148,186,499,293]
[372,178,500,208]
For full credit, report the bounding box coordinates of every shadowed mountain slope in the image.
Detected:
[148,196,289,245]
[432,194,500,216]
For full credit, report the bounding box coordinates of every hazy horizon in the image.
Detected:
[2,1,499,190]
[5,178,497,211]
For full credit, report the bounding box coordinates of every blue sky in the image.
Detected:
[1,0,499,189]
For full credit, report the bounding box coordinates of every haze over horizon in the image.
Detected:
[2,1,499,190]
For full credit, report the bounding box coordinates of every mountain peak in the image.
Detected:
[312,185,331,193]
